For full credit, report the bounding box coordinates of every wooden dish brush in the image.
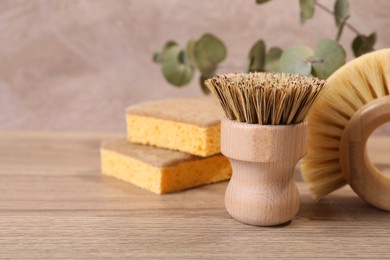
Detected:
[205,72,326,226]
[301,49,390,211]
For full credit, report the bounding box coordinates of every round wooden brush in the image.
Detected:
[205,72,326,226]
[301,49,390,211]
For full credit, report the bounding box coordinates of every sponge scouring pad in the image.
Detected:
[126,97,222,157]
[101,139,231,194]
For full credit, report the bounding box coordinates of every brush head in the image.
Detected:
[301,48,390,199]
[205,72,327,125]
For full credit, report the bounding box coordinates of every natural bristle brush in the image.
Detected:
[301,49,390,211]
[205,72,326,226]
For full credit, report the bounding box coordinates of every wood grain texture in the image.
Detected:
[0,131,390,259]
[341,96,390,211]
[221,119,306,226]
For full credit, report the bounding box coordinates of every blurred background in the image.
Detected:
[1,0,389,132]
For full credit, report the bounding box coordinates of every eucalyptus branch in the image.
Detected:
[315,2,360,35]
[154,0,376,91]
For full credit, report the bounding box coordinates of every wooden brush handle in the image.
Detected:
[221,118,307,226]
[340,96,390,211]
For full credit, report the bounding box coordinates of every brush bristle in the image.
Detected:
[301,48,390,199]
[205,72,326,125]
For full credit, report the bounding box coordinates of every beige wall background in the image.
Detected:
[1,0,390,133]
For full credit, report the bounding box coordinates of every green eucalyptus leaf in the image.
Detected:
[256,0,271,4]
[311,39,346,79]
[352,33,377,57]
[153,41,178,63]
[279,45,314,75]
[368,32,377,44]
[300,0,316,24]
[200,75,211,94]
[164,41,178,49]
[194,33,227,74]
[334,0,350,26]
[186,39,196,64]
[247,40,266,72]
[161,45,194,87]
[265,47,283,72]
[202,67,217,79]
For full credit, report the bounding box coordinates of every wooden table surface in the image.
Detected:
[0,132,389,259]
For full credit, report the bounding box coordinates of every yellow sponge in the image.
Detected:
[126,97,222,157]
[101,139,231,194]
